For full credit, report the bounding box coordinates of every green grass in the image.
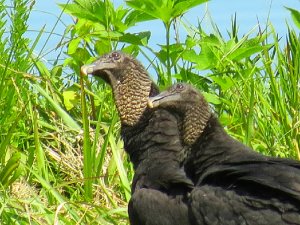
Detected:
[0,0,299,224]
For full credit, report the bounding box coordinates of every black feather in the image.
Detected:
[150,83,300,224]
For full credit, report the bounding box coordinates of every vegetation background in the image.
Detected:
[0,0,299,224]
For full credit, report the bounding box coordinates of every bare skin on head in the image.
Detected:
[81,51,154,126]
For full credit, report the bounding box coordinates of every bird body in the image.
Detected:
[149,83,300,224]
[82,52,300,225]
[122,108,193,193]
[81,52,193,225]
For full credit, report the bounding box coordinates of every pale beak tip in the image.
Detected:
[81,64,95,75]
[147,99,154,108]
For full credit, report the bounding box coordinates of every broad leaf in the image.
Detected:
[119,31,151,46]
[202,92,221,104]
[63,88,79,111]
[126,0,209,25]
[224,34,271,61]
[183,48,217,70]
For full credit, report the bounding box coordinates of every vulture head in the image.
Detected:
[81,51,158,126]
[148,83,211,145]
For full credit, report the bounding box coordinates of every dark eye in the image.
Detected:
[176,83,184,90]
[111,52,120,60]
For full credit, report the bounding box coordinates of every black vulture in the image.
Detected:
[148,83,300,225]
[81,52,193,225]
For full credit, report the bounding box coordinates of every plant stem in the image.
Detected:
[80,73,93,200]
[165,22,172,85]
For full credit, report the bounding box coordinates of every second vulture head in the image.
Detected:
[148,83,212,146]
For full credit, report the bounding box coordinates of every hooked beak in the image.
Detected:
[147,91,181,108]
[81,60,117,76]
[81,64,96,75]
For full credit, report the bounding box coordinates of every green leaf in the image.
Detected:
[61,0,146,33]
[118,31,151,46]
[63,89,79,111]
[68,47,91,63]
[35,60,51,77]
[0,152,21,187]
[126,0,172,24]
[185,36,197,48]
[285,7,300,29]
[125,10,156,26]
[60,2,98,22]
[184,34,222,70]
[177,69,211,88]
[29,81,81,131]
[228,45,265,61]
[94,39,112,56]
[51,65,63,78]
[210,75,234,91]
[202,92,221,104]
[172,0,209,19]
[60,0,113,24]
[156,43,184,66]
[126,0,209,25]
[108,135,131,201]
[182,48,217,70]
[226,36,271,61]
[68,38,81,55]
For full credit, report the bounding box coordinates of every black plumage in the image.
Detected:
[81,52,193,225]
[83,52,300,224]
[148,83,300,224]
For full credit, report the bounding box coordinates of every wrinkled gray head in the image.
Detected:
[148,83,211,145]
[148,83,201,108]
[81,51,157,126]
[81,51,146,83]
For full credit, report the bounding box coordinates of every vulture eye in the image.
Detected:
[176,83,184,90]
[111,52,121,60]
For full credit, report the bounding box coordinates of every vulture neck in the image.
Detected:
[110,69,152,126]
[183,102,211,146]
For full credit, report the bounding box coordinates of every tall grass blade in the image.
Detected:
[29,81,81,131]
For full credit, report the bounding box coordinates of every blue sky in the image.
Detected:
[26,0,299,64]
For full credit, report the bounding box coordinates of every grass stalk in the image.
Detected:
[80,74,93,200]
